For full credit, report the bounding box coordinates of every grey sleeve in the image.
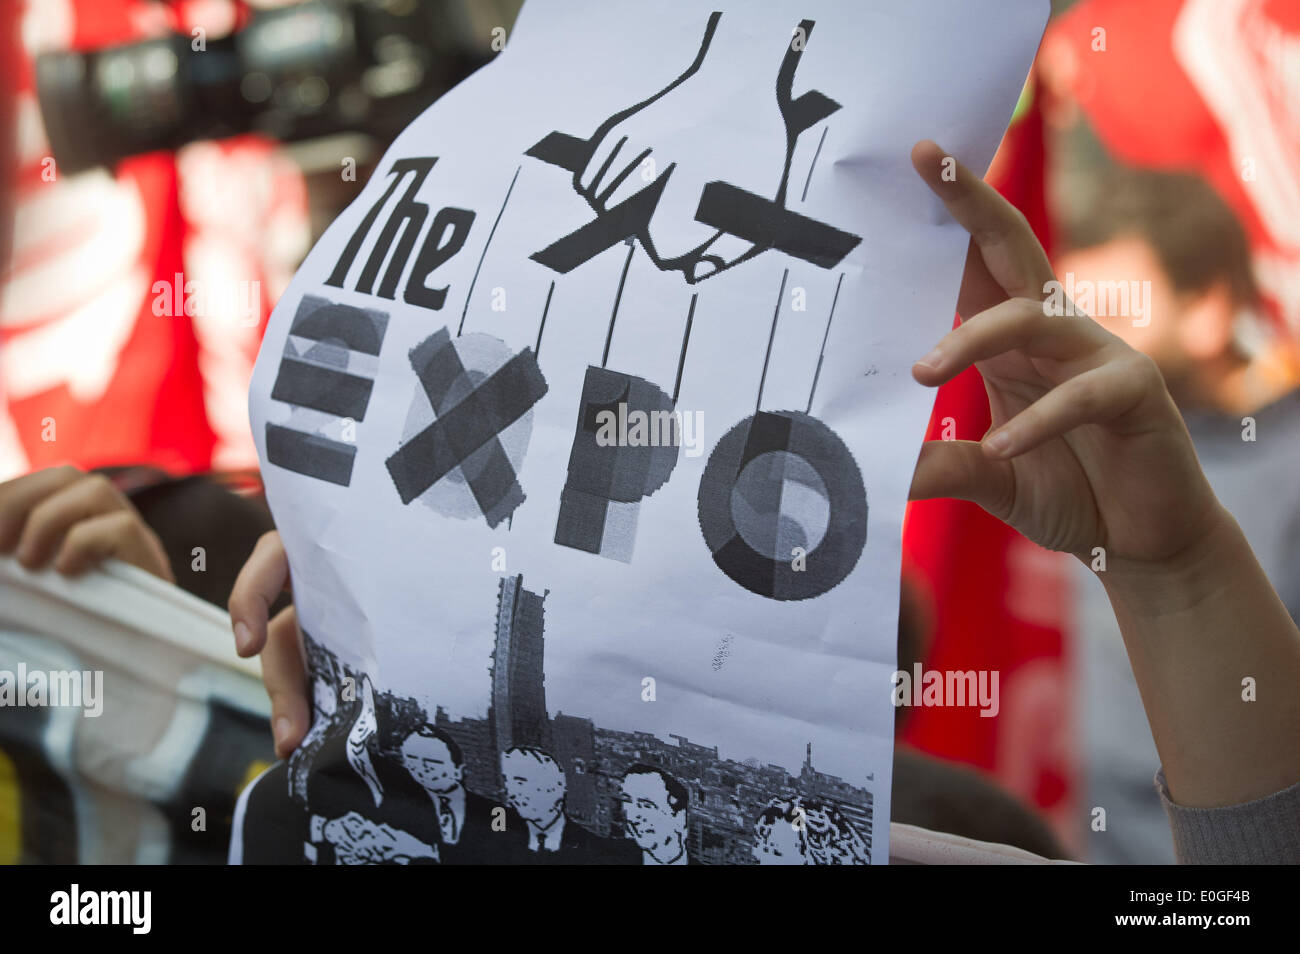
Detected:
[1156,769,1300,864]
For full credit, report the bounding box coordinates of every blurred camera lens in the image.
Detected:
[34,0,487,175]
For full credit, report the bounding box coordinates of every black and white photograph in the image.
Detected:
[0,0,1295,938]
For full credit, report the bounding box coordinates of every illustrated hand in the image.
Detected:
[906,141,1223,568]
[574,14,787,278]
[229,530,309,758]
[322,811,435,865]
[0,466,174,582]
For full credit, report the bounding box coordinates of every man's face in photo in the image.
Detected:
[400,734,461,794]
[502,750,565,824]
[620,771,681,849]
[753,818,804,865]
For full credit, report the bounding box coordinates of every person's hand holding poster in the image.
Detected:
[231,0,1048,865]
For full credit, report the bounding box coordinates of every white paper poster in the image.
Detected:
[232,0,1046,865]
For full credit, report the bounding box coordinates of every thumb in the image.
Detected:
[262,606,310,758]
[908,439,1014,520]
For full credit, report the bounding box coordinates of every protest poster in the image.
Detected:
[233,0,1047,865]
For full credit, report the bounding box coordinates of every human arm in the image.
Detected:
[906,140,1300,820]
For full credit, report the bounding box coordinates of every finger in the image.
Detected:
[263,606,310,758]
[705,231,754,267]
[0,466,87,553]
[911,297,1110,386]
[596,145,654,210]
[228,531,289,657]
[53,510,175,582]
[579,134,627,196]
[909,439,1015,521]
[689,231,754,281]
[955,237,1012,320]
[982,353,1161,459]
[15,473,128,568]
[911,140,1055,311]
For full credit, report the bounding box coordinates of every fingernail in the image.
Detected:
[985,430,1013,456]
[234,621,252,654]
[273,716,292,749]
[691,260,719,282]
[915,347,943,370]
